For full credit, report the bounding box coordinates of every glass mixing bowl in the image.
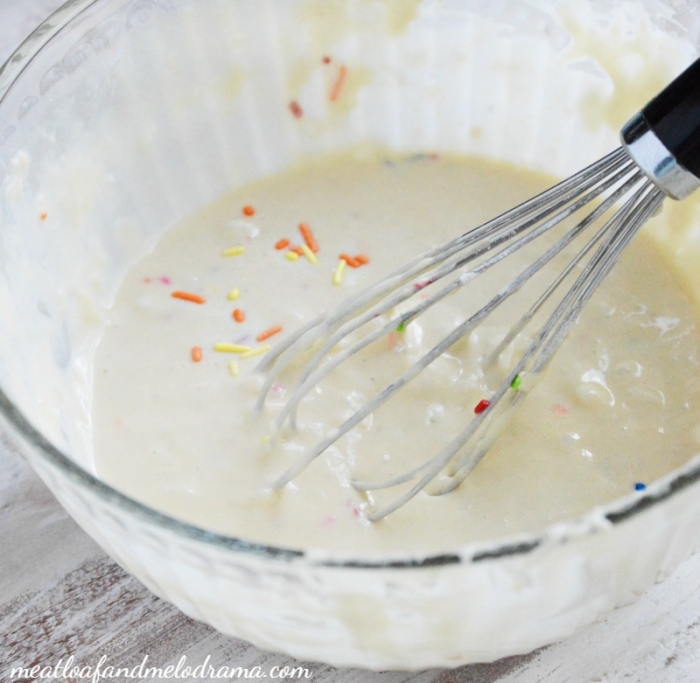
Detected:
[2,0,700,670]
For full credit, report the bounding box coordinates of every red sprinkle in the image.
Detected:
[233,308,246,323]
[242,205,256,216]
[275,238,290,250]
[172,291,206,304]
[257,325,283,342]
[191,346,203,363]
[322,56,332,64]
[474,399,490,414]
[289,100,304,118]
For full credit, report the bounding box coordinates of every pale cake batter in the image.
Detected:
[92,152,700,555]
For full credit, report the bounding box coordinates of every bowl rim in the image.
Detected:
[2,0,700,571]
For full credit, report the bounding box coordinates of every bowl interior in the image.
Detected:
[1,0,700,559]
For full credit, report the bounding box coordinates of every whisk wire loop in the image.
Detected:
[268,154,649,492]
[358,178,664,521]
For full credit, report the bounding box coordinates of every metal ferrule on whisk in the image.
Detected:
[622,112,700,200]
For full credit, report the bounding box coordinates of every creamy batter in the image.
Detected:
[92,151,700,555]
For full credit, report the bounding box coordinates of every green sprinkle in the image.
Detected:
[511,375,522,390]
[396,321,406,333]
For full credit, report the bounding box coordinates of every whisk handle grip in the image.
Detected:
[642,56,700,180]
[623,56,700,200]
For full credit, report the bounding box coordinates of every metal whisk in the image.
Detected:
[256,57,700,522]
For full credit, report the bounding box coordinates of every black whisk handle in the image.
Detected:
[622,56,700,200]
[643,56,700,179]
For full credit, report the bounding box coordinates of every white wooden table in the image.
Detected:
[1,3,700,681]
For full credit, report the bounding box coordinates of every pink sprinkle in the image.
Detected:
[322,514,337,527]
[159,276,172,285]
[271,384,285,396]
[345,499,363,516]
[414,277,435,291]
[553,404,569,416]
[387,330,407,353]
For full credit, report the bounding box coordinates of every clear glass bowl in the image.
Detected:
[2,0,700,670]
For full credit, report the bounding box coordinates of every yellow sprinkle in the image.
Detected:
[300,243,318,264]
[227,288,241,301]
[286,251,300,262]
[228,361,240,377]
[239,345,271,360]
[214,343,252,353]
[222,246,246,257]
[261,435,271,443]
[332,258,347,286]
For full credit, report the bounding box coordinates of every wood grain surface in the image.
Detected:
[1,3,699,682]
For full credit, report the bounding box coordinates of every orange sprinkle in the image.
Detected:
[329,65,348,102]
[289,100,303,118]
[257,325,283,342]
[275,238,290,250]
[233,308,246,323]
[299,222,319,253]
[40,211,48,221]
[291,246,304,256]
[340,253,361,268]
[172,291,206,304]
[242,205,256,216]
[191,346,203,363]
[355,254,370,265]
